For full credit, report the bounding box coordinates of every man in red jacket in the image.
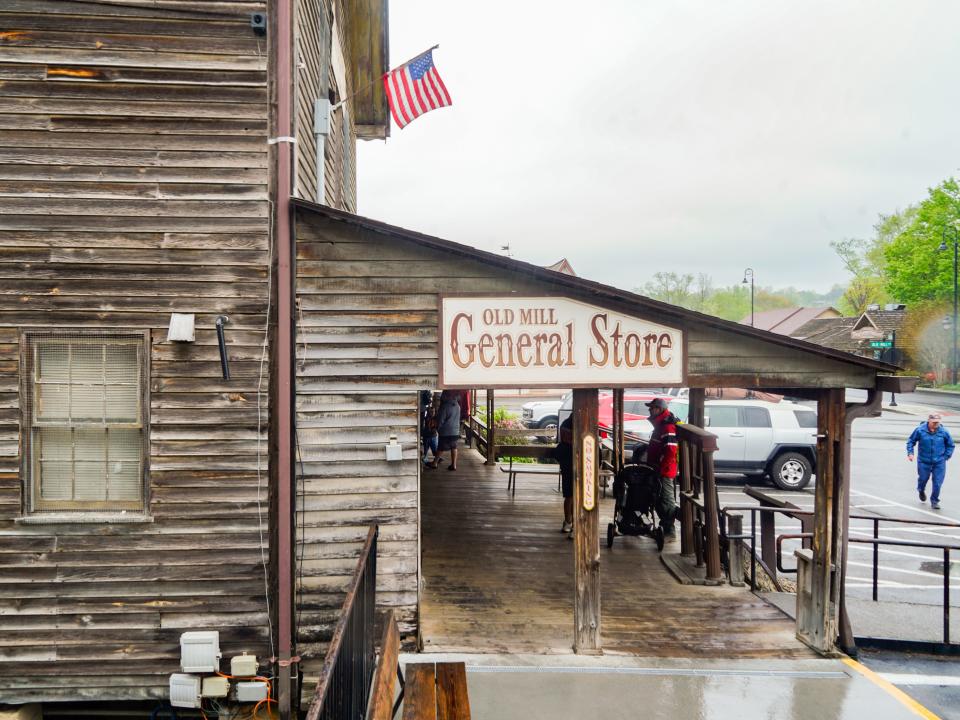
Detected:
[645,397,679,537]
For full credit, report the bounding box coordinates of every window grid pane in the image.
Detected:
[27,334,144,512]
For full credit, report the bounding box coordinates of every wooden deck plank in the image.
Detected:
[420,448,815,659]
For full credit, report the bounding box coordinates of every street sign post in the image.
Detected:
[869,340,893,348]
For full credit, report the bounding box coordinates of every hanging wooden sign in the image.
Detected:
[582,435,596,512]
[439,295,685,388]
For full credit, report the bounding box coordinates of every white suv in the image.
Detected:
[703,400,818,490]
[626,399,818,490]
[521,393,567,429]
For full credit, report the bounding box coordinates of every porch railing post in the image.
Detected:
[679,438,694,556]
[727,513,744,586]
[702,448,722,582]
[485,389,495,465]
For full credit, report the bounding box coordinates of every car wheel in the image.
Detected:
[538,415,559,430]
[769,452,812,490]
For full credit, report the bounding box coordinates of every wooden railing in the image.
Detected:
[464,413,557,462]
[676,424,722,582]
[305,525,378,720]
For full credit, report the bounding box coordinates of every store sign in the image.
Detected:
[582,435,596,512]
[439,296,685,387]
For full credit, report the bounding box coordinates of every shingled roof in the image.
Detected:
[791,309,908,357]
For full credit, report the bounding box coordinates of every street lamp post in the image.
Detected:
[938,225,959,385]
[742,268,755,327]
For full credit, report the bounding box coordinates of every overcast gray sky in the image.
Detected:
[357,1,960,294]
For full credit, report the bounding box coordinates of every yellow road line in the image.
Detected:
[842,657,941,720]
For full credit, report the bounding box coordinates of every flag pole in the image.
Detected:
[331,44,439,112]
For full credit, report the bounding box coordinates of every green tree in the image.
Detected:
[640,271,695,306]
[830,208,915,314]
[884,178,960,305]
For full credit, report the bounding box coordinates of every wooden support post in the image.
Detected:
[803,387,844,652]
[728,513,744,586]
[760,504,778,584]
[485,389,495,465]
[612,388,624,471]
[702,447,722,583]
[682,389,705,557]
[679,439,694,557]
[572,388,601,654]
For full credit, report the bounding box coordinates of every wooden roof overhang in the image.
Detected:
[346,0,390,139]
[293,200,906,392]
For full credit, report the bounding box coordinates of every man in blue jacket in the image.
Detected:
[906,413,954,510]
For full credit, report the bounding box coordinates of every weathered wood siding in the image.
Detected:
[0,0,271,703]
[294,0,358,210]
[293,208,880,672]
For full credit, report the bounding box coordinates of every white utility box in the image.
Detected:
[201,675,230,698]
[236,680,268,703]
[180,630,221,673]
[231,652,258,677]
[169,674,202,709]
[385,435,402,461]
[167,313,196,343]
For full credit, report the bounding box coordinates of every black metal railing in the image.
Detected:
[722,500,960,647]
[305,525,378,720]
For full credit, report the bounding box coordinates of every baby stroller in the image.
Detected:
[607,462,665,551]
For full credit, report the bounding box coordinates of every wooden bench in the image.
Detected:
[367,610,471,720]
[499,459,561,496]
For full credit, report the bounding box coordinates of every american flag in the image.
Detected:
[383,50,452,129]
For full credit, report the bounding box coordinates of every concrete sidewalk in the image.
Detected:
[400,653,938,719]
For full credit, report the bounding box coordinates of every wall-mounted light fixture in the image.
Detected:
[215,315,231,380]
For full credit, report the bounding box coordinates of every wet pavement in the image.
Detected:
[401,653,942,719]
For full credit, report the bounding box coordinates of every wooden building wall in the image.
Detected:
[292,208,880,678]
[294,0,358,211]
[0,0,273,703]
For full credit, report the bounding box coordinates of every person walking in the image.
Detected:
[645,397,679,537]
[551,416,574,535]
[431,390,461,471]
[906,412,954,510]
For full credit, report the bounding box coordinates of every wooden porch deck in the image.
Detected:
[420,448,816,658]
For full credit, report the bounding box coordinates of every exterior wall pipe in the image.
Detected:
[274,0,296,716]
[837,388,881,656]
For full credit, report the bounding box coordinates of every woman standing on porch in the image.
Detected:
[431,390,461,471]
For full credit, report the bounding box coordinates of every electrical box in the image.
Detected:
[167,313,196,343]
[169,674,202,709]
[385,435,402,462]
[231,653,258,677]
[201,676,230,698]
[180,631,221,673]
[236,681,268,703]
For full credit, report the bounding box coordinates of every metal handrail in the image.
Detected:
[305,525,379,720]
[723,499,960,647]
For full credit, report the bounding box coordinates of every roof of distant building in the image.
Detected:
[791,308,909,356]
[545,258,577,276]
[740,306,840,335]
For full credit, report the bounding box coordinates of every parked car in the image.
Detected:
[557,390,673,429]
[625,399,818,491]
[521,394,568,430]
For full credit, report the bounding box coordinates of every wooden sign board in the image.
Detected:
[582,435,596,512]
[439,296,685,388]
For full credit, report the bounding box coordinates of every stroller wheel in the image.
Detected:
[654,526,665,552]
[607,523,615,549]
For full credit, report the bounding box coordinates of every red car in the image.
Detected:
[558,391,673,429]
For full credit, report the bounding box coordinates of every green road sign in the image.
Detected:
[870,341,893,348]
